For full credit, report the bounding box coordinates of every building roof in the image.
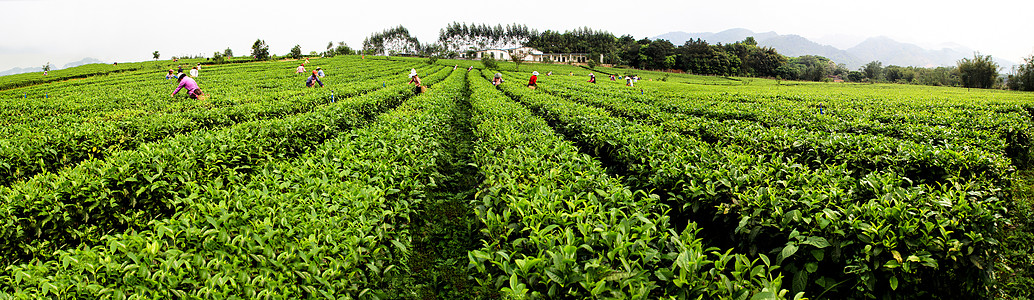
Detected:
[538,53,591,55]
[474,47,543,54]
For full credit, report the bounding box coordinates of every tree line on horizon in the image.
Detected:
[149,23,1034,91]
[359,23,1034,91]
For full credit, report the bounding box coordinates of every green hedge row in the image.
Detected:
[0,60,432,186]
[0,69,467,298]
[492,70,1006,298]
[467,70,800,299]
[0,66,455,270]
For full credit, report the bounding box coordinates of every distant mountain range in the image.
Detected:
[654,28,1015,70]
[61,57,104,69]
[0,66,39,76]
[0,57,105,76]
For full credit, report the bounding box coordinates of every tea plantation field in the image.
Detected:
[0,56,1032,299]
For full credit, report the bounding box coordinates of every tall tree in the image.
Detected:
[643,39,675,70]
[363,25,420,56]
[1009,55,1034,91]
[223,48,233,58]
[526,27,618,63]
[747,46,787,77]
[439,22,536,53]
[251,39,270,60]
[335,42,353,56]
[915,66,958,86]
[861,61,883,82]
[957,53,999,89]
[289,44,302,59]
[742,36,757,46]
[212,51,225,63]
[509,48,529,71]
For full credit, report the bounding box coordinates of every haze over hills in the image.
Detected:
[654,28,1016,70]
[0,57,106,76]
[0,66,39,77]
[61,57,105,69]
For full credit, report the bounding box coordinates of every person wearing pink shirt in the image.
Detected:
[172,74,203,99]
[296,64,305,74]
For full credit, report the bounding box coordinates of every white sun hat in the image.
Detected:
[409,69,417,77]
[532,71,539,75]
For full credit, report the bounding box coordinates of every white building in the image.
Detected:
[472,47,604,64]
[534,53,602,64]
[473,47,542,61]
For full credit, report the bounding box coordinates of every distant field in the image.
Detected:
[1,56,1031,299]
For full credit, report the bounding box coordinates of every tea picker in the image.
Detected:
[527,71,538,89]
[306,71,324,88]
[171,73,204,99]
[492,73,503,86]
[408,69,424,93]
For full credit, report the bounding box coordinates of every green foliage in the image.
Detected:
[2,54,1032,299]
[996,171,1034,298]
[914,67,959,86]
[508,49,526,71]
[480,55,498,70]
[0,57,461,298]
[212,51,225,63]
[957,53,1000,89]
[251,39,270,60]
[438,22,537,53]
[675,38,743,76]
[322,42,354,57]
[152,51,159,60]
[468,70,796,299]
[884,65,916,83]
[223,47,233,58]
[289,44,302,59]
[643,39,676,70]
[363,25,420,55]
[862,61,883,82]
[1008,55,1034,91]
[527,27,617,57]
[0,57,441,188]
[782,55,836,81]
[489,70,1031,298]
[1,61,143,90]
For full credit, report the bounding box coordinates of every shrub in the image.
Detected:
[481,56,498,70]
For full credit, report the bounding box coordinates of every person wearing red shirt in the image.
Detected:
[528,71,538,88]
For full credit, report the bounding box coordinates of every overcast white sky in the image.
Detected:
[1,0,1032,71]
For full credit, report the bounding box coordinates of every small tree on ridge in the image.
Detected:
[252,39,270,60]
